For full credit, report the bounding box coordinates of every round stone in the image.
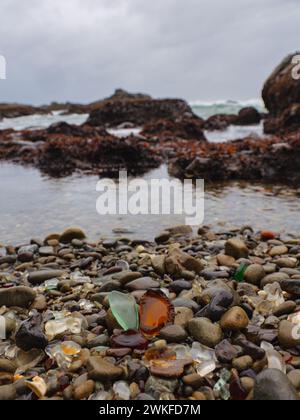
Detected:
[187,318,223,348]
[254,369,298,400]
[220,307,249,332]
[244,264,265,286]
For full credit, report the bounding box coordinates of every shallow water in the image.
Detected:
[0,103,298,244]
[0,111,89,131]
[0,162,299,245]
[204,122,264,143]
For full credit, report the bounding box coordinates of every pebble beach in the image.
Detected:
[1,224,300,400]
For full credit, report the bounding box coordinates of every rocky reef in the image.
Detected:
[0,123,162,178]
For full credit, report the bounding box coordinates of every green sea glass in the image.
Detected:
[108,291,139,331]
[234,263,247,282]
[214,369,231,400]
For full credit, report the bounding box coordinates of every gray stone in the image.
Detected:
[188,318,223,347]
[287,370,300,390]
[281,279,300,296]
[98,280,121,293]
[254,369,298,400]
[0,286,36,308]
[273,301,297,317]
[261,272,289,288]
[244,264,265,285]
[125,277,160,291]
[269,245,288,257]
[60,227,86,244]
[215,340,240,364]
[0,384,17,400]
[87,357,123,381]
[39,246,55,256]
[278,320,300,348]
[28,270,65,285]
[15,311,48,351]
[225,238,249,259]
[159,325,188,343]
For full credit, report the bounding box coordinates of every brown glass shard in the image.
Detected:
[139,290,175,337]
[144,347,176,362]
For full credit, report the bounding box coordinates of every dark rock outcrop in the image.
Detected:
[262,52,300,116]
[204,107,261,131]
[87,98,195,127]
[204,114,236,130]
[168,133,300,184]
[141,116,206,141]
[264,103,300,134]
[233,107,261,126]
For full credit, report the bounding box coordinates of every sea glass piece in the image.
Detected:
[214,369,231,400]
[191,342,216,377]
[25,376,47,399]
[264,282,285,306]
[15,348,45,375]
[261,341,286,373]
[159,392,175,400]
[111,330,149,350]
[93,390,111,401]
[172,344,191,360]
[144,347,176,362]
[45,317,82,341]
[116,260,130,270]
[78,299,94,311]
[4,345,17,360]
[113,381,131,400]
[230,370,247,400]
[44,279,59,291]
[190,342,216,363]
[139,290,175,337]
[45,341,81,369]
[234,263,247,282]
[108,291,139,331]
[195,360,216,377]
[70,271,91,283]
[288,312,300,325]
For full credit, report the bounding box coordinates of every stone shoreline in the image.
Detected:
[0,225,300,400]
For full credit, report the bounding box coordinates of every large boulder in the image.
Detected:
[262,52,300,116]
[264,103,300,134]
[87,98,195,127]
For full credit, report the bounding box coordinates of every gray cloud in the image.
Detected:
[0,0,299,104]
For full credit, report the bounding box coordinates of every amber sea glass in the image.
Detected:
[144,347,177,362]
[139,290,175,337]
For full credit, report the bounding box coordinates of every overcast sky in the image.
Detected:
[0,0,299,105]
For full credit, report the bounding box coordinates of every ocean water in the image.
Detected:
[0,100,299,244]
[191,98,266,119]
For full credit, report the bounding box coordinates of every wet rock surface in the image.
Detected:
[254,369,299,400]
[262,53,300,135]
